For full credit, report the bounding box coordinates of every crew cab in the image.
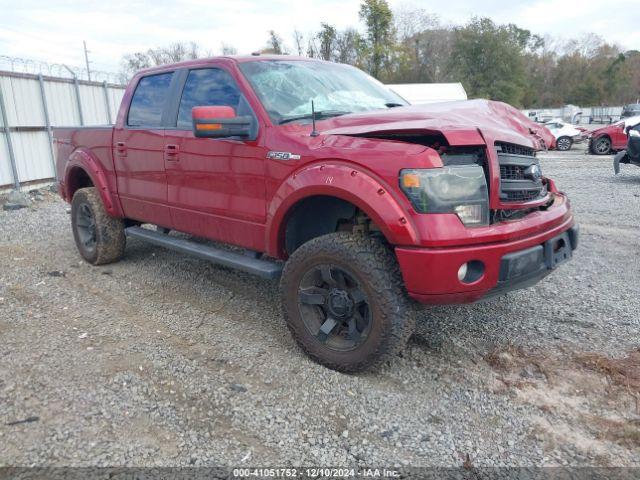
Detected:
[54,56,578,372]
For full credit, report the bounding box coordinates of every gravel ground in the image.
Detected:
[1,149,639,468]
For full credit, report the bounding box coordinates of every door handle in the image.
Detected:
[115,141,127,157]
[164,144,179,161]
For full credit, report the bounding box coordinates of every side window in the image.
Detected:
[127,72,173,127]
[176,68,241,129]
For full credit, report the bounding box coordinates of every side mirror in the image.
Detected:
[192,106,252,138]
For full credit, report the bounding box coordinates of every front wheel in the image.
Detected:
[556,136,573,151]
[71,187,125,265]
[591,136,612,155]
[280,233,414,372]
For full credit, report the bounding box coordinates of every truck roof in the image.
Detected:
[136,55,329,75]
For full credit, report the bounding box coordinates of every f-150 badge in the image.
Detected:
[267,151,301,161]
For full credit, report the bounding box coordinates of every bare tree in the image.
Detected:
[335,28,364,65]
[263,30,288,54]
[394,4,439,41]
[307,36,318,58]
[221,43,238,55]
[121,41,202,78]
[293,30,305,56]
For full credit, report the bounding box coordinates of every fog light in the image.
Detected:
[457,260,485,284]
[457,263,468,281]
[454,204,487,227]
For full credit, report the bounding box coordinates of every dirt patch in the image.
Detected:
[484,345,640,463]
[578,350,640,393]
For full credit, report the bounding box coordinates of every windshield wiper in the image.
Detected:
[385,102,404,108]
[278,110,351,125]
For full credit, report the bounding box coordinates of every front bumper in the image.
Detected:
[396,214,578,305]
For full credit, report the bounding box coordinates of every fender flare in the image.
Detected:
[64,147,123,217]
[265,162,419,258]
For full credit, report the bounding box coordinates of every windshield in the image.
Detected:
[239,60,408,124]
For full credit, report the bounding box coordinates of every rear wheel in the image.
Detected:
[592,136,611,155]
[556,136,573,151]
[280,233,414,372]
[71,187,125,265]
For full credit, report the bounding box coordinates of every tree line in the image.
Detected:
[121,0,640,109]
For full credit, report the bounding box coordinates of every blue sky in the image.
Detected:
[0,0,638,75]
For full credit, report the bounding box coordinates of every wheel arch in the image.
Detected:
[63,148,123,217]
[265,162,419,259]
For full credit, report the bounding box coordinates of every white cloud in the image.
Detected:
[0,0,637,76]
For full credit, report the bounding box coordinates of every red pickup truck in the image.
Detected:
[54,56,577,372]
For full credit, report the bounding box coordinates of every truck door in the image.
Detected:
[113,71,174,227]
[163,67,267,251]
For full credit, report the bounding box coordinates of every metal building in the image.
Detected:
[0,70,125,191]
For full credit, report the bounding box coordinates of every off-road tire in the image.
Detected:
[280,232,414,372]
[71,187,125,265]
[556,136,573,151]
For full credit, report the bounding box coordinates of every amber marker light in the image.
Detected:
[196,123,223,131]
[401,173,421,188]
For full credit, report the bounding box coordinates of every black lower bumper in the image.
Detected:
[484,225,579,299]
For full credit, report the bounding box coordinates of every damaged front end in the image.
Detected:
[332,128,553,227]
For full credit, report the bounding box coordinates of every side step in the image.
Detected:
[125,226,282,280]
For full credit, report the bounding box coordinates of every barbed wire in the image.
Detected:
[0,55,126,84]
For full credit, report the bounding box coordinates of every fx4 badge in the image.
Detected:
[267,151,301,161]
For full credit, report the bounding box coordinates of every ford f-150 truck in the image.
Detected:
[54,56,578,372]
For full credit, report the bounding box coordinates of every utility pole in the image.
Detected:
[83,40,92,81]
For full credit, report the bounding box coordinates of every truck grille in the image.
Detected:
[502,187,547,203]
[497,143,535,157]
[500,164,525,180]
[495,142,545,203]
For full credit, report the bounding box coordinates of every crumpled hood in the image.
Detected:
[320,99,552,150]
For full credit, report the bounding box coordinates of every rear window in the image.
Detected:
[127,72,173,127]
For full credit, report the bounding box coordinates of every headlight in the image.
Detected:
[399,165,489,227]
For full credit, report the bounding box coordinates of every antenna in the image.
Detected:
[310,100,319,137]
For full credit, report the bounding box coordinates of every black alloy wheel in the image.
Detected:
[297,263,372,351]
[75,203,97,254]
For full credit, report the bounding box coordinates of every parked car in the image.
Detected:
[621,103,640,119]
[589,115,640,155]
[613,121,640,174]
[544,119,588,151]
[53,56,577,372]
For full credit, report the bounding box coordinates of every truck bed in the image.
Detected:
[54,126,115,201]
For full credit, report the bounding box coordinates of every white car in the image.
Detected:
[544,119,587,151]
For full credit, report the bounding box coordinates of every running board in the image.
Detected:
[125,226,282,280]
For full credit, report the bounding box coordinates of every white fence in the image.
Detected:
[0,70,125,190]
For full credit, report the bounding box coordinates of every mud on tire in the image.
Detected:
[280,232,415,372]
[71,187,125,265]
